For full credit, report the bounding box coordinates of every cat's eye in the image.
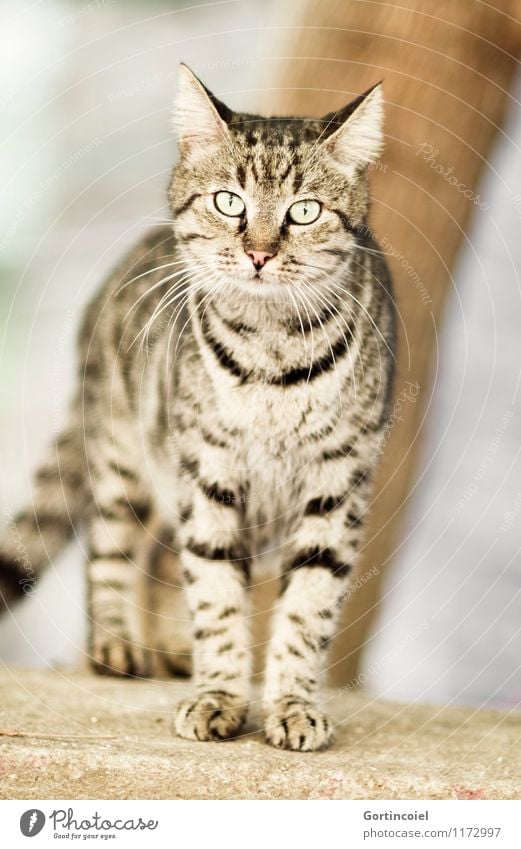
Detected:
[287,199,321,225]
[214,191,245,217]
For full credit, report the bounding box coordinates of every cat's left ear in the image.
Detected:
[320,83,384,174]
[173,63,232,160]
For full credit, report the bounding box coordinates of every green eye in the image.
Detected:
[214,191,245,217]
[287,199,321,225]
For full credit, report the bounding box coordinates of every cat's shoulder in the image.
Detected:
[78,226,178,345]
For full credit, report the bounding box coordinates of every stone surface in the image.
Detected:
[0,667,519,800]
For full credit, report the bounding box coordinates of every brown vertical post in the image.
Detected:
[254,0,521,684]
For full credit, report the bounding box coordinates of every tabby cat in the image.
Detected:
[0,65,395,751]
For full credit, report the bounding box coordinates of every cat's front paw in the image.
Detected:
[174,692,247,742]
[90,634,152,678]
[264,698,333,751]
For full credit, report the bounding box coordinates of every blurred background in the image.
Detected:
[1,0,520,713]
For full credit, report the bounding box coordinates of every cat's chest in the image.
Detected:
[240,439,305,548]
[201,374,344,507]
[211,375,343,449]
[189,305,350,442]
[241,433,300,493]
[231,395,329,523]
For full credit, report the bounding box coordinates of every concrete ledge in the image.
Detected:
[0,668,518,799]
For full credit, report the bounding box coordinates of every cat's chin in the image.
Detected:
[241,283,291,303]
[223,274,289,301]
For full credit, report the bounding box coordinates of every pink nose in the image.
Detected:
[246,249,276,270]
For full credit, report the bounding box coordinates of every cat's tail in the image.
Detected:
[0,423,87,611]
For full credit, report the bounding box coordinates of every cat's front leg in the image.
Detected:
[173,476,250,742]
[263,463,373,751]
[263,563,345,751]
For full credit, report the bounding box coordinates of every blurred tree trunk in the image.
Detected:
[252,0,521,686]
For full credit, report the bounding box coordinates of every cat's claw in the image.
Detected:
[264,699,333,751]
[174,692,246,741]
[90,637,152,678]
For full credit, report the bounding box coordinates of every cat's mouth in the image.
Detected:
[244,267,279,286]
[215,261,287,295]
[220,269,286,300]
[252,270,266,283]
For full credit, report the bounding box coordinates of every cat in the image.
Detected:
[0,64,395,751]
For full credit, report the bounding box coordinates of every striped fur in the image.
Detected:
[0,65,395,751]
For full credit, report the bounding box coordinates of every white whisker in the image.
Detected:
[293,283,344,399]
[116,258,186,296]
[286,285,314,384]
[298,278,363,402]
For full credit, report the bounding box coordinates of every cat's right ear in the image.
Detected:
[173,64,232,161]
